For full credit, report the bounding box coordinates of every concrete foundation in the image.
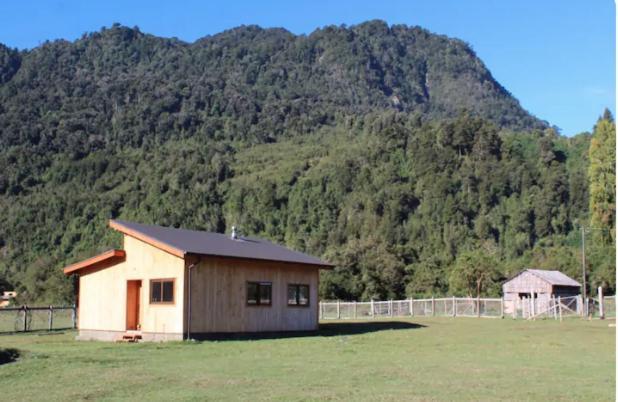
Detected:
[76,329,183,342]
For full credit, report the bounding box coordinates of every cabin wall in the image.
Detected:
[77,235,185,341]
[188,256,320,333]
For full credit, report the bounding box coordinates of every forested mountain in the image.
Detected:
[0,21,613,304]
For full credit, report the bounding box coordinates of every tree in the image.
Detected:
[588,109,616,243]
[448,250,501,298]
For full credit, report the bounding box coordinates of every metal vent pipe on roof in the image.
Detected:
[231,226,237,240]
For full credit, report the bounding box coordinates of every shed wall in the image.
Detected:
[188,256,320,333]
[502,271,553,300]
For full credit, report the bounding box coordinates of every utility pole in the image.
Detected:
[580,225,587,317]
[578,225,608,318]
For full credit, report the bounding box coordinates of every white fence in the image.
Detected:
[320,297,504,320]
[319,295,616,321]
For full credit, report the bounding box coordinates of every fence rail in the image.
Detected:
[0,305,76,333]
[319,295,616,321]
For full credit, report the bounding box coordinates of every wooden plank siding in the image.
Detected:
[77,235,185,340]
[186,256,320,333]
[503,271,552,300]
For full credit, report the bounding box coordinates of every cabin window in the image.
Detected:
[150,279,174,304]
[287,284,310,306]
[247,282,272,306]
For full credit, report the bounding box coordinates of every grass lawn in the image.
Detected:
[0,318,614,401]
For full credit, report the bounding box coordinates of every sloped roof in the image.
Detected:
[525,269,581,287]
[63,249,126,275]
[109,220,333,268]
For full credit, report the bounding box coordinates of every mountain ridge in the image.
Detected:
[0,21,546,155]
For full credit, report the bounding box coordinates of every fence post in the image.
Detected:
[409,298,414,316]
[512,298,517,319]
[336,300,341,319]
[558,296,562,321]
[552,295,557,320]
[500,297,504,319]
[22,305,28,332]
[370,300,374,319]
[389,300,393,317]
[353,301,357,319]
[431,296,435,316]
[48,305,53,331]
[476,296,481,318]
[598,287,605,319]
[72,303,77,329]
[530,293,535,318]
[452,296,456,317]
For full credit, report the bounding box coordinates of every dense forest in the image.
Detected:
[0,21,614,304]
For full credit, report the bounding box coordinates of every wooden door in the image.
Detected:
[126,280,142,330]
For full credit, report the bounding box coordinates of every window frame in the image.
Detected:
[246,281,272,306]
[287,283,310,307]
[149,278,175,305]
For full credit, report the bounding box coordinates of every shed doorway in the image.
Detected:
[126,280,142,330]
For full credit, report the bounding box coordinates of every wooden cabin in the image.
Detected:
[502,269,581,314]
[63,220,333,341]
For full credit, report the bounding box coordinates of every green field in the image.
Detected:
[0,318,614,401]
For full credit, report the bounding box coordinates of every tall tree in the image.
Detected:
[588,109,616,243]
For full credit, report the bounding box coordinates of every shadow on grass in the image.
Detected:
[319,321,425,336]
[190,321,425,341]
[0,348,20,365]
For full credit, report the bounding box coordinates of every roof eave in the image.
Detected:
[527,269,582,287]
[502,269,581,287]
[185,252,335,269]
[63,249,126,275]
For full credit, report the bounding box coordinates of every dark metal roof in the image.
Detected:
[111,220,333,268]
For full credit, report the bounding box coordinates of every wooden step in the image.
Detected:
[117,333,143,343]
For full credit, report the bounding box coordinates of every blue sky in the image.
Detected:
[0,1,614,135]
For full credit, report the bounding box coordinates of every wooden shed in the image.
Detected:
[63,220,333,341]
[502,269,581,314]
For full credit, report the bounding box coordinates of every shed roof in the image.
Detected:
[517,269,581,287]
[63,249,126,275]
[109,220,333,268]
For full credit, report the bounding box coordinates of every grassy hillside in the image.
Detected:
[0,318,614,401]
